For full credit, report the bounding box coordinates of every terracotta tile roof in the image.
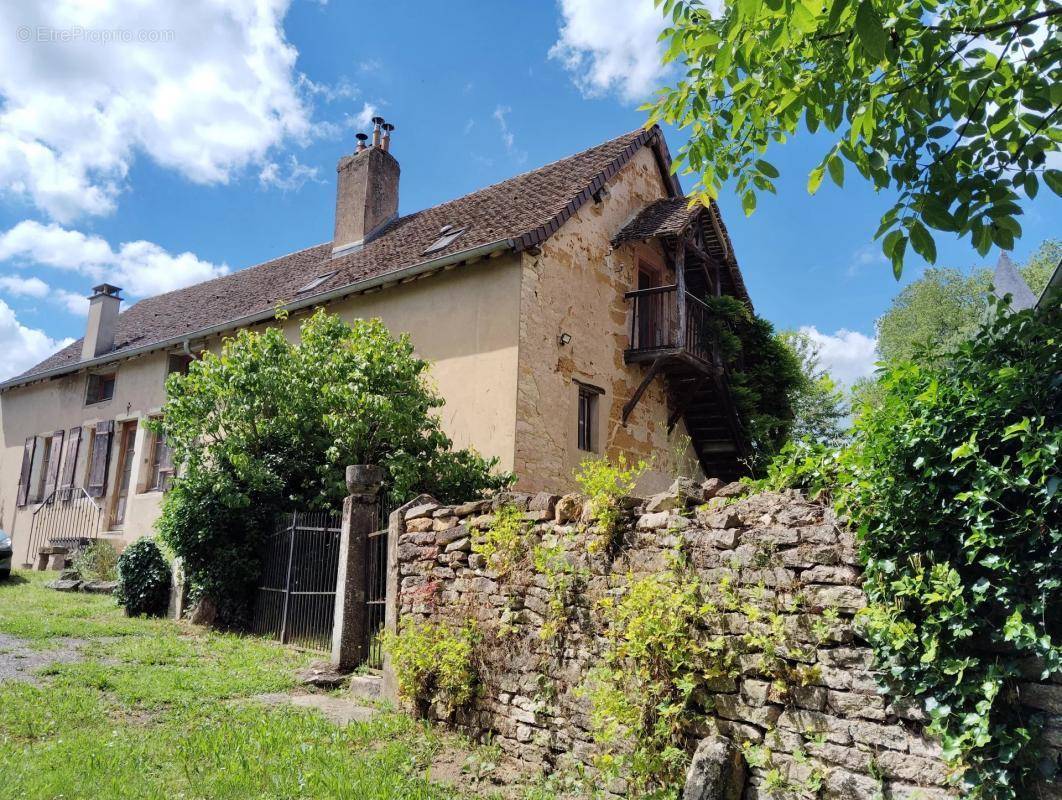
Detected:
[613,197,697,243]
[9,127,668,387]
[614,197,751,308]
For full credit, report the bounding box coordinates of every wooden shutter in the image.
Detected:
[60,427,82,490]
[16,436,36,507]
[87,420,114,498]
[41,429,65,499]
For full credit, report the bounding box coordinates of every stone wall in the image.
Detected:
[390,482,1062,799]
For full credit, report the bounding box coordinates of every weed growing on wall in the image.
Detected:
[381,619,479,716]
[574,455,647,553]
[586,562,730,792]
[473,504,528,575]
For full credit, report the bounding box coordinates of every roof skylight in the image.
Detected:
[296,271,337,294]
[422,226,467,255]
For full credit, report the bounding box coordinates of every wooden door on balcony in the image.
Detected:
[638,267,662,349]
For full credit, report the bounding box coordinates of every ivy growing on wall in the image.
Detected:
[763,298,1061,798]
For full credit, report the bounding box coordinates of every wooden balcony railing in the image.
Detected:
[625,285,715,364]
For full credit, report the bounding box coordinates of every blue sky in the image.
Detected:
[0,0,1057,383]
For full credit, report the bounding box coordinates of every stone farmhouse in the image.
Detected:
[0,121,754,567]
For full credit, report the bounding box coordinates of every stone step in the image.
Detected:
[349,673,383,701]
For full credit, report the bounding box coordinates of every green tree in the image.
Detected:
[155,310,510,624]
[778,329,849,445]
[648,0,1061,276]
[876,239,1057,363]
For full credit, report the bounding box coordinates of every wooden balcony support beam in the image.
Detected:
[622,355,668,425]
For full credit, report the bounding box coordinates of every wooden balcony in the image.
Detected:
[622,283,750,477]
[624,284,715,366]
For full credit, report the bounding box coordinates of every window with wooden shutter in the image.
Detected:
[87,420,114,498]
[16,436,36,507]
[59,427,82,493]
[41,429,65,500]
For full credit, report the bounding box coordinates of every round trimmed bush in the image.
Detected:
[115,538,171,617]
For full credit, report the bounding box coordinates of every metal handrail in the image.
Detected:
[26,487,103,562]
[624,283,678,299]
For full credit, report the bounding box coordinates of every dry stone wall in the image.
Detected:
[391,481,1062,799]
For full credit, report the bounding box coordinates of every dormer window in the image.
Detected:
[296,271,337,294]
[422,225,466,255]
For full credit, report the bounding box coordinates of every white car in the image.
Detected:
[0,530,12,578]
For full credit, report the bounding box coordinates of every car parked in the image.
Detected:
[0,529,11,578]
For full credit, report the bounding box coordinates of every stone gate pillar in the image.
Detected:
[331,464,385,671]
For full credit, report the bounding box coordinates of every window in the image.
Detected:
[577,384,600,452]
[86,372,116,404]
[167,354,194,376]
[146,425,174,492]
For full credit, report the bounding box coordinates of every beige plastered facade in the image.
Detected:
[1,145,696,564]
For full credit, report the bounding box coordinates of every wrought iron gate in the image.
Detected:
[252,510,342,652]
[364,523,388,669]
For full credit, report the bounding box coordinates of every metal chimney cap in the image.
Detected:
[355,132,368,142]
[371,116,385,126]
[382,123,394,132]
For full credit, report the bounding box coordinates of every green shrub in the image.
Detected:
[847,300,1061,798]
[574,455,647,553]
[115,538,171,618]
[472,504,528,574]
[380,619,479,716]
[72,541,119,582]
[587,567,730,793]
[760,299,1061,798]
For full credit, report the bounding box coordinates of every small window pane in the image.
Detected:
[577,387,596,452]
[86,373,116,404]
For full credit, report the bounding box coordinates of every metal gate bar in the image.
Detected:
[252,510,342,652]
[364,525,388,669]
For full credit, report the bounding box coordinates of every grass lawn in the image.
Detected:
[0,570,556,800]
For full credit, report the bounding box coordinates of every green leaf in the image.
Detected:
[756,159,780,178]
[909,222,937,263]
[807,165,826,195]
[854,0,886,61]
[827,154,844,187]
[1044,169,1062,197]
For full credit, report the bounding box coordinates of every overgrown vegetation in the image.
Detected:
[71,540,119,582]
[705,296,803,466]
[473,503,528,575]
[586,565,724,794]
[761,298,1061,798]
[156,310,511,626]
[382,619,480,716]
[574,455,647,552]
[115,537,171,617]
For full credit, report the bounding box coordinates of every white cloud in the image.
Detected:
[0,299,74,381]
[493,106,526,164]
[347,102,379,131]
[0,0,314,222]
[549,0,671,102]
[0,221,228,299]
[258,155,321,191]
[0,274,49,298]
[798,326,879,388]
[846,243,888,277]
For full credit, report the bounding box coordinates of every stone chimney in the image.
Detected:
[82,283,122,360]
[333,117,399,258]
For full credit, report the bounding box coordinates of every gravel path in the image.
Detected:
[0,632,85,684]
